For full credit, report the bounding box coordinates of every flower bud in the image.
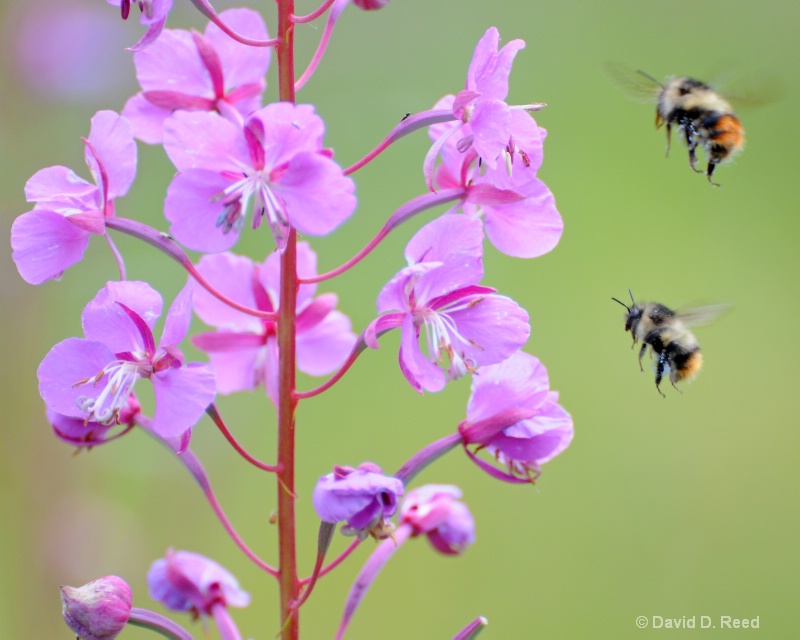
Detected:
[400,484,475,555]
[60,576,132,640]
[352,0,390,9]
[312,463,403,540]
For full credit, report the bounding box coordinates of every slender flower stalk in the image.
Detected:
[205,404,280,472]
[290,522,335,610]
[299,539,361,585]
[127,608,195,639]
[294,0,346,90]
[452,616,489,640]
[187,0,278,47]
[292,0,338,24]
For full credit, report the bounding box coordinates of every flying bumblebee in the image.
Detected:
[612,291,726,396]
[609,66,745,186]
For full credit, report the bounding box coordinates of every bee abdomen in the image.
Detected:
[670,346,703,382]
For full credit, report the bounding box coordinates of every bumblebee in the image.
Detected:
[612,291,726,396]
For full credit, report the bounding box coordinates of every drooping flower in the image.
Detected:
[367,215,530,393]
[122,8,270,144]
[108,0,173,51]
[48,395,140,450]
[38,281,216,439]
[60,576,132,640]
[10,111,136,285]
[399,485,475,555]
[459,351,573,483]
[312,463,404,540]
[190,243,355,403]
[147,549,250,616]
[162,102,356,252]
[426,27,530,174]
[431,105,562,259]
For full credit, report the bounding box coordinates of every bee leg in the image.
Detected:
[637,343,647,371]
[654,352,667,398]
[664,123,672,157]
[706,161,721,187]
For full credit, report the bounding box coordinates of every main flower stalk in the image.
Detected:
[276,1,299,639]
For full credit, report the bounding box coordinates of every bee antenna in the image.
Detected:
[635,69,664,88]
[628,288,635,305]
[611,297,630,311]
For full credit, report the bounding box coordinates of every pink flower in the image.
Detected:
[367,215,530,393]
[190,243,355,403]
[122,9,270,144]
[427,27,526,173]
[163,102,356,252]
[38,281,216,439]
[312,463,404,540]
[147,549,249,615]
[431,104,562,258]
[352,0,390,8]
[61,576,131,640]
[108,0,172,51]
[11,111,136,284]
[48,396,140,450]
[399,485,475,555]
[460,351,573,482]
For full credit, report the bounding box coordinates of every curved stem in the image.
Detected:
[294,334,369,400]
[188,0,279,46]
[394,432,463,484]
[292,0,337,23]
[105,217,277,320]
[291,522,335,610]
[104,232,126,280]
[299,539,361,586]
[344,109,455,176]
[299,189,465,285]
[294,0,346,91]
[206,404,280,472]
[128,608,195,639]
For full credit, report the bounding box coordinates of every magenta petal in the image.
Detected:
[400,314,444,393]
[194,253,260,330]
[259,241,318,309]
[86,111,137,199]
[165,170,240,253]
[483,180,563,258]
[205,8,269,91]
[276,152,356,236]
[128,16,167,52]
[151,364,216,438]
[297,310,355,376]
[161,281,193,347]
[82,281,163,352]
[38,338,116,418]
[122,93,170,145]
[11,210,91,284]
[133,29,208,94]
[163,111,248,173]
[250,103,325,166]
[205,348,262,394]
[448,295,530,366]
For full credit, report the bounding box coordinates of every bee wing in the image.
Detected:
[707,68,784,108]
[676,304,730,327]
[605,62,662,103]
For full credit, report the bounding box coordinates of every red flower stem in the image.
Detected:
[205,404,280,472]
[276,2,299,636]
[294,335,369,400]
[292,0,337,23]
[105,217,277,320]
[299,539,361,586]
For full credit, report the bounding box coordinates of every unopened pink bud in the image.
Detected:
[61,576,132,640]
[352,0,390,9]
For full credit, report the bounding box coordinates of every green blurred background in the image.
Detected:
[1,0,798,637]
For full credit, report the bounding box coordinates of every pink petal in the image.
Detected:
[128,16,168,52]
[275,152,356,237]
[258,242,318,309]
[469,99,511,169]
[205,8,269,92]
[164,169,240,253]
[467,28,525,100]
[132,28,209,94]
[86,110,137,199]
[160,281,193,347]
[206,348,263,395]
[400,314,444,393]
[151,364,216,438]
[82,281,163,353]
[376,263,434,314]
[448,294,529,366]
[163,111,249,173]
[25,166,94,205]
[193,253,260,330]
[11,210,90,285]
[483,179,563,258]
[250,103,325,167]
[38,338,117,418]
[121,92,171,145]
[297,310,355,376]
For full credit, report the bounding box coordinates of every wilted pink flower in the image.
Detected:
[11,111,135,284]
[122,8,270,144]
[367,215,530,393]
[108,0,172,51]
[191,243,355,403]
[61,575,131,640]
[147,549,249,616]
[163,102,356,252]
[460,351,573,482]
[312,463,404,540]
[38,281,216,439]
[400,485,475,555]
